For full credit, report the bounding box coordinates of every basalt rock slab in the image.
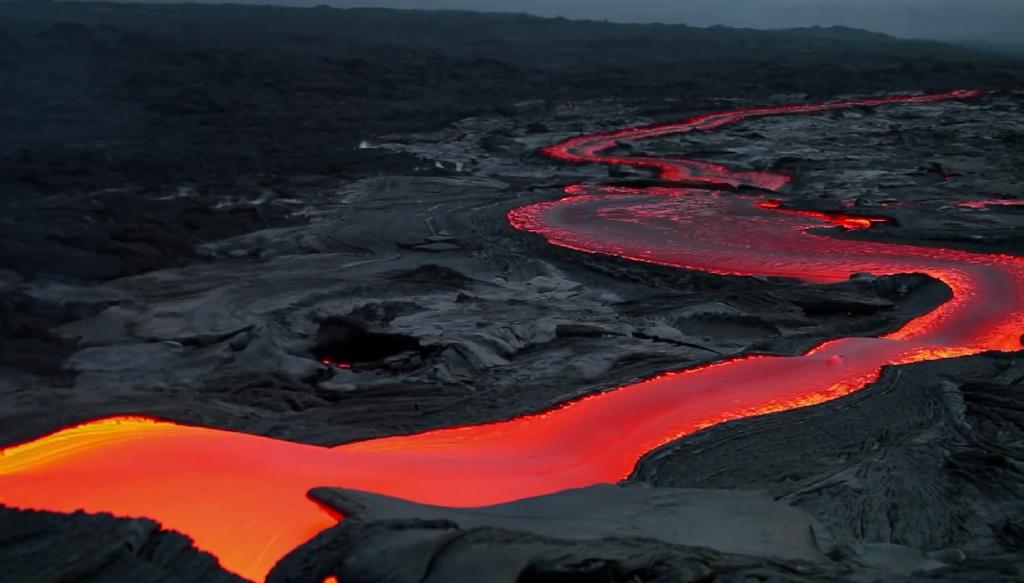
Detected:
[270,521,843,583]
[633,352,1024,564]
[308,484,827,562]
[268,483,1018,583]
[0,506,245,583]
[270,484,832,583]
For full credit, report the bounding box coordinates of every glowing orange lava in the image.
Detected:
[3,89,1020,582]
[320,357,352,369]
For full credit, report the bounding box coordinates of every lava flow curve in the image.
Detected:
[2,90,1022,582]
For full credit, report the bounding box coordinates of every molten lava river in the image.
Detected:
[2,89,1022,581]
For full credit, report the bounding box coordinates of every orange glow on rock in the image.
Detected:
[755,200,886,230]
[955,199,1024,210]
[320,357,351,369]
[2,89,1017,582]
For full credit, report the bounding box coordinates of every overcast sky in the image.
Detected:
[326,0,1023,42]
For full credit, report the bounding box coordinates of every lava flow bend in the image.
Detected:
[2,89,1022,582]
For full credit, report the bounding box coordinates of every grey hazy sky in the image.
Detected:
[327,0,1023,42]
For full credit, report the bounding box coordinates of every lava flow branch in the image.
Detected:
[3,89,1022,582]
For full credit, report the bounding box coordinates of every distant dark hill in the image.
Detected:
[960,41,1024,57]
[65,0,1022,45]
[0,3,997,63]
[0,3,961,53]
[0,1,1020,192]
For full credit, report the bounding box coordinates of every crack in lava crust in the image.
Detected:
[2,89,1022,582]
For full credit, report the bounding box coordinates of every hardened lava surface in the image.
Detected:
[4,91,1024,583]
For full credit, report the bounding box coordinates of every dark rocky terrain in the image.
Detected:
[0,506,245,582]
[1,2,1024,582]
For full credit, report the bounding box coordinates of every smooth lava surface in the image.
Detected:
[3,89,1023,582]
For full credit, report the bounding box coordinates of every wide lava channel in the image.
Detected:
[2,89,1022,582]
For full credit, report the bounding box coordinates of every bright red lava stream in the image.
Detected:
[2,89,1022,582]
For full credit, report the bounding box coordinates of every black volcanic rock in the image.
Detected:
[634,352,1024,572]
[270,485,835,583]
[270,520,843,583]
[313,316,421,365]
[307,484,827,562]
[270,484,1021,583]
[0,506,245,583]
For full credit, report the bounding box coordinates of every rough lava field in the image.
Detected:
[3,5,1024,583]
